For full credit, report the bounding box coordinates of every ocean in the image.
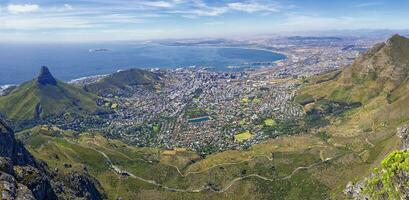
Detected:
[0,43,285,85]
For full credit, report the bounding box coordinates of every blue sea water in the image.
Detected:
[0,43,285,85]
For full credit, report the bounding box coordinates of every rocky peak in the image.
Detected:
[386,34,408,46]
[37,66,57,85]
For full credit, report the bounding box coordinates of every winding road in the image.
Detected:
[93,145,342,193]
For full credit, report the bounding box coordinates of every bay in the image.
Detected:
[0,43,285,85]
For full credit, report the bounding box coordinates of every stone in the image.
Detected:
[37,66,57,85]
[397,125,409,150]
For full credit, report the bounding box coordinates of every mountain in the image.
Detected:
[0,66,98,123]
[299,34,409,104]
[84,68,162,96]
[4,35,409,199]
[0,119,104,199]
[295,34,409,199]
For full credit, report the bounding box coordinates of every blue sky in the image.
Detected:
[0,0,408,42]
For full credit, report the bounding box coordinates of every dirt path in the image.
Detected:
[92,145,342,193]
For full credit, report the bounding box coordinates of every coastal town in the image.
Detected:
[55,35,381,154]
[0,35,383,154]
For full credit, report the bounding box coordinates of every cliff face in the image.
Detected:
[0,120,35,166]
[36,66,57,86]
[0,120,56,200]
[0,119,104,200]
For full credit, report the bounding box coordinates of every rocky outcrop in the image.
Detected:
[0,121,35,166]
[0,170,36,200]
[397,125,409,149]
[36,66,57,85]
[344,181,368,200]
[0,119,104,200]
[52,171,104,200]
[0,119,58,199]
[14,166,57,200]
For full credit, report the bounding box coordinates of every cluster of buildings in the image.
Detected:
[89,68,304,154]
[51,35,380,154]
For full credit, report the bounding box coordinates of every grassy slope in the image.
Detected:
[14,36,409,199]
[19,127,336,200]
[85,69,161,95]
[292,37,409,197]
[0,80,97,121]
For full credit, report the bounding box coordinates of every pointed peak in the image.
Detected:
[37,66,57,85]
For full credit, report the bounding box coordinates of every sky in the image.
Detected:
[0,0,408,42]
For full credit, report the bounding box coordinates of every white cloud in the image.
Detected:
[7,4,39,14]
[227,2,279,13]
[141,1,173,8]
[170,7,227,17]
[63,4,73,10]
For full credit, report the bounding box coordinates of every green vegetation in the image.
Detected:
[19,127,338,200]
[264,118,276,127]
[234,130,253,142]
[6,35,409,199]
[240,97,249,104]
[185,104,208,119]
[0,79,97,123]
[364,150,409,199]
[316,131,330,142]
[85,68,161,96]
[152,124,160,133]
[110,103,118,109]
[294,93,315,105]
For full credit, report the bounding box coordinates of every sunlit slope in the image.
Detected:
[84,68,162,96]
[0,67,97,122]
[296,34,409,137]
[299,34,409,104]
[19,126,339,200]
[291,34,409,199]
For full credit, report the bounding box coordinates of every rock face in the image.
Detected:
[397,125,409,150]
[55,171,103,200]
[0,119,104,200]
[0,170,36,200]
[0,119,58,199]
[344,181,368,200]
[36,66,57,85]
[0,120,35,166]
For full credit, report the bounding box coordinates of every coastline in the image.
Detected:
[0,45,287,86]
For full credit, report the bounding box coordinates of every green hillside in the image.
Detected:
[6,35,409,199]
[19,126,336,200]
[0,66,97,122]
[299,34,409,104]
[84,68,162,96]
[293,34,409,198]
